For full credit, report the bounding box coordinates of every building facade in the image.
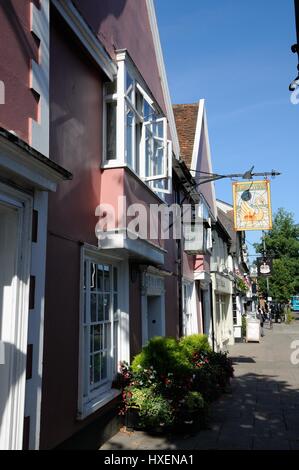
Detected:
[0,0,243,450]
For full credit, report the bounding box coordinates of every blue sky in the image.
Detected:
[155,0,298,256]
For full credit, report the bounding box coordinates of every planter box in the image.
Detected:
[125,407,140,432]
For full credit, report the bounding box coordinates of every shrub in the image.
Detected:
[139,394,174,428]
[119,336,234,431]
[179,334,211,362]
[184,391,205,412]
[190,350,234,401]
[123,386,174,428]
[192,364,221,402]
[131,336,191,379]
[207,351,234,383]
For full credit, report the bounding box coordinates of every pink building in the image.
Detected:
[0,0,217,450]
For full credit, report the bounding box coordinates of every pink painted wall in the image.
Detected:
[73,0,167,116]
[194,254,211,273]
[47,16,104,245]
[182,251,195,280]
[42,4,180,448]
[0,0,38,142]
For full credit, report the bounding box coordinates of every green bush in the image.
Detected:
[120,335,234,431]
[124,386,174,428]
[192,365,221,402]
[131,336,191,378]
[184,391,205,412]
[179,334,211,362]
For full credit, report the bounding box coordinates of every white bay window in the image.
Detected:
[103,52,172,194]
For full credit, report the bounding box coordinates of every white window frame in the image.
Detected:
[78,247,129,420]
[102,52,172,194]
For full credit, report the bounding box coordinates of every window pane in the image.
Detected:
[101,352,108,380]
[136,89,143,115]
[94,354,101,383]
[97,264,104,291]
[154,120,163,138]
[145,126,153,177]
[126,107,134,167]
[106,101,117,160]
[94,325,103,352]
[104,294,110,321]
[98,294,104,322]
[103,265,110,291]
[153,140,164,175]
[126,71,134,101]
[144,100,153,121]
[90,294,97,323]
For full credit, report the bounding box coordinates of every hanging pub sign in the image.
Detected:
[256,257,273,277]
[233,180,272,231]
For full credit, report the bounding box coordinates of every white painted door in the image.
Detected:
[147,295,163,339]
[0,193,31,450]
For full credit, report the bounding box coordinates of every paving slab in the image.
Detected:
[100,316,299,451]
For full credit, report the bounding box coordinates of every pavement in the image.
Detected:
[100,314,299,450]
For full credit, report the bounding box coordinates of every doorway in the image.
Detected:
[0,191,31,450]
[147,295,164,339]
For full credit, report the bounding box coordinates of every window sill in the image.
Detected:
[101,162,170,204]
[77,388,121,421]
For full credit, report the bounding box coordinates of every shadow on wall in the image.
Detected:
[0,0,36,61]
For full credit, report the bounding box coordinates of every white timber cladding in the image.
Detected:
[190,100,217,220]
[0,183,32,450]
[24,191,48,450]
[78,246,129,419]
[29,0,50,157]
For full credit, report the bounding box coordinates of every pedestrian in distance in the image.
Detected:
[257,307,265,337]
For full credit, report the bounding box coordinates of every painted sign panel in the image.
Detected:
[257,257,273,277]
[233,180,272,231]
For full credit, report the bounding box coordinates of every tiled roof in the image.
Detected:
[173,103,199,168]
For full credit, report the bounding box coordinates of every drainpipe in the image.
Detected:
[177,236,183,338]
[209,281,215,351]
